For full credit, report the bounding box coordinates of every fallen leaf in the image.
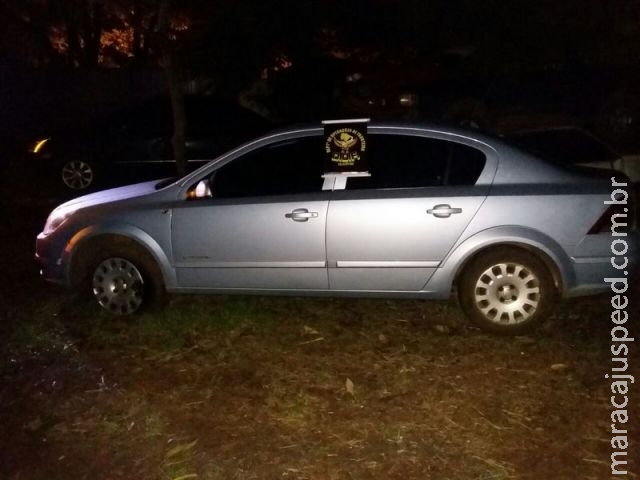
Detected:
[298,337,325,345]
[345,378,355,396]
[172,475,198,480]
[433,324,449,334]
[165,439,198,459]
[303,325,320,336]
[515,336,536,345]
[26,417,42,431]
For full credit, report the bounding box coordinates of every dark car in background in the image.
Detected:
[505,125,640,183]
[25,95,272,192]
[436,63,640,148]
[342,60,640,151]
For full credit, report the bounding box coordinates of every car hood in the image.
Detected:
[56,179,163,211]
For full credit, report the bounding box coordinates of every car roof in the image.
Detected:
[266,120,505,145]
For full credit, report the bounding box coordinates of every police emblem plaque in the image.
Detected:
[323,119,370,174]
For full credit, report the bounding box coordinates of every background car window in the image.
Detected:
[508,129,617,166]
[347,135,485,189]
[212,137,324,198]
[115,98,172,137]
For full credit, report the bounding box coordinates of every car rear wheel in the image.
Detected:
[458,248,556,334]
[61,159,95,190]
[89,249,164,315]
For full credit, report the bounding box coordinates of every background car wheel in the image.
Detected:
[61,158,96,191]
[89,247,164,315]
[458,248,557,334]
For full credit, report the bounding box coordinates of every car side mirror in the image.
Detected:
[187,179,212,199]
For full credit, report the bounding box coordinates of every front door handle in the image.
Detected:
[427,204,463,218]
[285,208,318,222]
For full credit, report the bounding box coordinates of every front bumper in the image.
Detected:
[35,232,68,285]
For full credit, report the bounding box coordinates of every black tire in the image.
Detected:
[86,244,165,315]
[458,248,557,334]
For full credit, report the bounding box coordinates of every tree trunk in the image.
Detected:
[82,0,103,67]
[166,52,187,176]
[132,1,144,64]
[57,0,82,66]
[156,0,187,176]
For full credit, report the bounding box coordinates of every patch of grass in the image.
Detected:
[143,411,167,438]
[266,388,329,428]
[75,294,287,352]
[469,456,517,480]
[0,298,78,373]
[381,423,411,447]
[163,439,199,480]
[1,274,629,480]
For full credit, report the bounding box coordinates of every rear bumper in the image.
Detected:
[566,234,639,297]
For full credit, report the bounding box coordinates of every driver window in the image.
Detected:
[211,137,324,198]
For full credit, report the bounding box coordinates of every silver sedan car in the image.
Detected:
[36,122,638,334]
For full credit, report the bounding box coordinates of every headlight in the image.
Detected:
[30,138,50,154]
[43,207,77,235]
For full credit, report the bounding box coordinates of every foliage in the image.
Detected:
[1,0,159,67]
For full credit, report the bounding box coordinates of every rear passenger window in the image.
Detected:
[346,134,485,189]
[447,144,486,185]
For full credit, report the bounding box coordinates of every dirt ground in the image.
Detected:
[0,191,638,480]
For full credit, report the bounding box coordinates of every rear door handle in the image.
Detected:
[427,204,463,218]
[285,208,318,222]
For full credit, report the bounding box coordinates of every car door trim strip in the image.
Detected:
[175,261,327,268]
[335,261,440,268]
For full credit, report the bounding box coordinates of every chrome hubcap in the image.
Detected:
[474,262,540,325]
[92,258,144,314]
[62,160,94,190]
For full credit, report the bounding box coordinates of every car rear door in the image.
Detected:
[326,132,494,292]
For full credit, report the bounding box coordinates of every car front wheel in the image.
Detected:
[89,248,164,315]
[458,248,556,334]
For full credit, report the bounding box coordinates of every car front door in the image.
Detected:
[171,135,330,290]
[326,133,493,292]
